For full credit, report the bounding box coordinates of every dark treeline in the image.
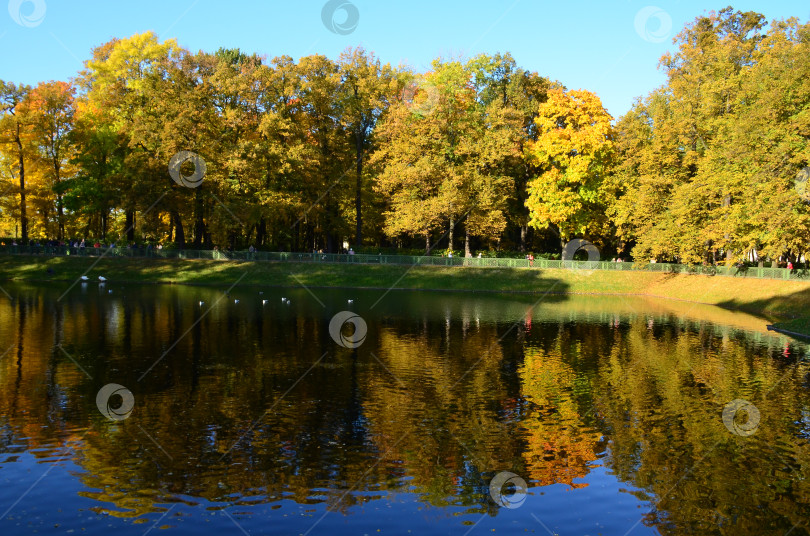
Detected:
[1,7,809,263]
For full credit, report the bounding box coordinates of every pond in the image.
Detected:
[0,281,808,535]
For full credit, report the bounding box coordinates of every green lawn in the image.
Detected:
[3,254,810,331]
[770,317,810,339]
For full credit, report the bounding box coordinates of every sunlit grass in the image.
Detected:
[2,255,810,322]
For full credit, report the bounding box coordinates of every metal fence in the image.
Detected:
[1,245,806,281]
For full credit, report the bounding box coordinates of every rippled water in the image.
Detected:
[0,282,808,535]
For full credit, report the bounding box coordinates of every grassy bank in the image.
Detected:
[2,253,810,324]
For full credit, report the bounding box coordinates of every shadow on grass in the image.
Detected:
[714,285,810,319]
[0,254,572,298]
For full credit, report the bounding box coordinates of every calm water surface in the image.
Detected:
[0,282,808,535]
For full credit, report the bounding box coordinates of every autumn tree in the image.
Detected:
[467,53,551,252]
[67,104,125,238]
[525,88,615,244]
[2,11,807,258]
[611,9,810,264]
[373,59,522,255]
[0,81,32,241]
[24,81,76,239]
[295,54,352,253]
[78,32,182,243]
[337,47,398,247]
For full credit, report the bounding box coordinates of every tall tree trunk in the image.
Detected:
[723,194,732,261]
[172,210,185,249]
[56,193,65,240]
[325,192,338,254]
[448,216,454,253]
[425,228,431,254]
[516,168,531,254]
[41,205,51,237]
[193,187,205,248]
[551,223,564,249]
[257,217,266,246]
[519,225,527,252]
[304,221,313,252]
[355,127,363,248]
[465,225,471,257]
[53,154,64,240]
[125,210,135,242]
[15,132,27,242]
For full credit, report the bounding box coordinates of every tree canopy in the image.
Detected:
[1,8,809,262]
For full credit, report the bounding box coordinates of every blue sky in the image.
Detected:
[2,0,808,118]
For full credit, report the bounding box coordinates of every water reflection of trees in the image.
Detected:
[519,341,605,488]
[592,317,810,534]
[1,285,809,532]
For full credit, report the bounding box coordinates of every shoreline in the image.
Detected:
[0,275,756,304]
[766,325,810,340]
[3,254,810,330]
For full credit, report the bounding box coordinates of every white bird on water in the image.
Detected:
[98,276,107,282]
[281,297,286,302]
[234,299,240,304]
[199,301,204,306]
[285,299,291,305]
[347,299,354,304]
[80,276,89,281]
[262,299,268,305]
